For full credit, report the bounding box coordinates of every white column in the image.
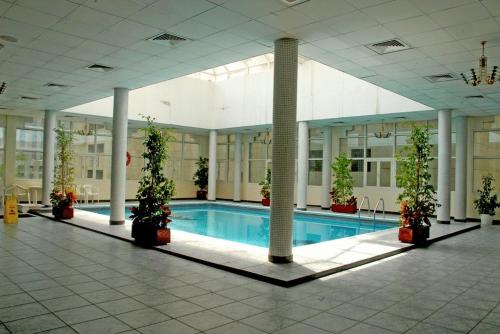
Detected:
[42,110,56,206]
[269,38,298,263]
[208,130,217,201]
[233,133,242,202]
[321,127,332,209]
[297,121,308,210]
[437,109,451,224]
[455,116,467,222]
[110,87,128,225]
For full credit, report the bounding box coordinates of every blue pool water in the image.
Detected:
[83,204,396,248]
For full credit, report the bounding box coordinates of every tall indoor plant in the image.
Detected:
[396,125,437,244]
[330,153,357,213]
[474,175,499,224]
[50,126,77,219]
[193,157,208,200]
[130,117,175,246]
[258,168,271,206]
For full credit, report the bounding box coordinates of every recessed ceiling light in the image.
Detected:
[0,35,17,43]
[464,95,484,99]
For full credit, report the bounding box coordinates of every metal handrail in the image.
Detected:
[373,198,385,220]
[358,196,371,219]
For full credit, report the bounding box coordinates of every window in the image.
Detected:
[16,128,43,179]
[216,135,235,182]
[308,128,323,186]
[164,133,200,182]
[73,123,112,180]
[249,132,272,183]
[473,129,500,190]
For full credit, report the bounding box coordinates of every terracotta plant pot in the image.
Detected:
[399,225,429,244]
[132,223,170,246]
[52,206,74,219]
[331,203,357,214]
[261,198,270,206]
[480,214,493,224]
[196,190,207,200]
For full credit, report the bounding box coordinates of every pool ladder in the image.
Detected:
[373,198,385,220]
[357,196,371,219]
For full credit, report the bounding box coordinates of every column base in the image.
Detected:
[268,254,293,263]
[296,207,307,211]
[110,220,125,225]
[321,207,330,210]
[454,218,467,222]
[233,200,241,202]
[437,220,450,224]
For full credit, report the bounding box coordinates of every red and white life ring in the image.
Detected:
[126,151,131,166]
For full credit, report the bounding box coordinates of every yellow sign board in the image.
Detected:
[4,196,18,224]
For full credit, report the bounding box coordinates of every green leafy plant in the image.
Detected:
[396,125,437,228]
[259,168,271,199]
[330,153,355,205]
[474,175,499,215]
[193,157,209,191]
[51,126,77,209]
[130,116,175,229]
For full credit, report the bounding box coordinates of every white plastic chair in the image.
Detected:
[83,184,99,204]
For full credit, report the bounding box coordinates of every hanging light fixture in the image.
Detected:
[461,41,498,86]
[374,120,391,139]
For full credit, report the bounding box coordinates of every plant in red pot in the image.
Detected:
[130,116,176,247]
[396,125,437,244]
[193,157,208,200]
[473,175,499,224]
[330,153,357,214]
[258,168,271,206]
[51,126,76,219]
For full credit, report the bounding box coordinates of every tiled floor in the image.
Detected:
[1,216,499,333]
[35,202,479,286]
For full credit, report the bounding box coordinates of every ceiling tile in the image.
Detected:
[204,31,249,48]
[312,35,359,52]
[429,2,491,28]
[195,6,249,30]
[91,31,143,48]
[4,4,60,28]
[0,18,43,45]
[109,20,161,39]
[16,0,77,17]
[27,39,73,55]
[445,18,500,40]
[258,8,315,31]
[227,20,281,40]
[169,19,218,39]
[347,0,393,9]
[409,0,475,14]
[36,30,85,48]
[345,25,395,44]
[323,11,378,34]
[404,29,455,47]
[288,22,336,43]
[67,6,122,28]
[222,0,287,19]
[83,0,147,17]
[384,15,439,36]
[42,56,89,73]
[293,0,356,21]
[0,1,11,15]
[64,41,119,61]
[362,0,423,24]
[50,19,107,39]
[481,0,500,16]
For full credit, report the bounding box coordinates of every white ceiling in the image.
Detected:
[1,0,500,117]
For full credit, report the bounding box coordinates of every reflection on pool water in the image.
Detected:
[83,204,396,248]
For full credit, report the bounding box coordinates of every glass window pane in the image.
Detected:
[474,131,500,157]
[217,143,228,159]
[380,161,391,187]
[217,161,227,181]
[474,158,500,191]
[366,161,377,186]
[308,160,322,186]
[181,160,197,181]
[309,139,323,158]
[250,143,266,159]
[249,160,266,183]
[367,136,393,158]
[183,143,199,159]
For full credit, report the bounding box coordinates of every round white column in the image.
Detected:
[455,116,467,222]
[233,133,242,202]
[437,109,451,224]
[297,121,309,210]
[321,127,332,209]
[42,110,56,206]
[269,38,298,263]
[110,87,129,225]
[208,130,217,201]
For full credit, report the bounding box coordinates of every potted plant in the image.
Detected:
[130,117,176,246]
[474,175,499,224]
[193,157,208,200]
[258,168,271,206]
[50,126,77,219]
[396,125,437,244]
[330,153,357,214]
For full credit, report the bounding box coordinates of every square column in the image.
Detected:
[233,133,242,202]
[321,127,332,209]
[42,110,56,206]
[110,87,129,225]
[297,121,308,210]
[454,116,467,221]
[208,130,217,201]
[437,109,451,224]
[269,38,298,263]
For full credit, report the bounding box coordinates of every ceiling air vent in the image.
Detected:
[20,96,40,100]
[0,106,7,110]
[366,38,411,55]
[147,32,189,46]
[281,0,311,6]
[0,82,5,94]
[423,73,458,83]
[464,95,484,99]
[86,64,114,73]
[45,82,71,89]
